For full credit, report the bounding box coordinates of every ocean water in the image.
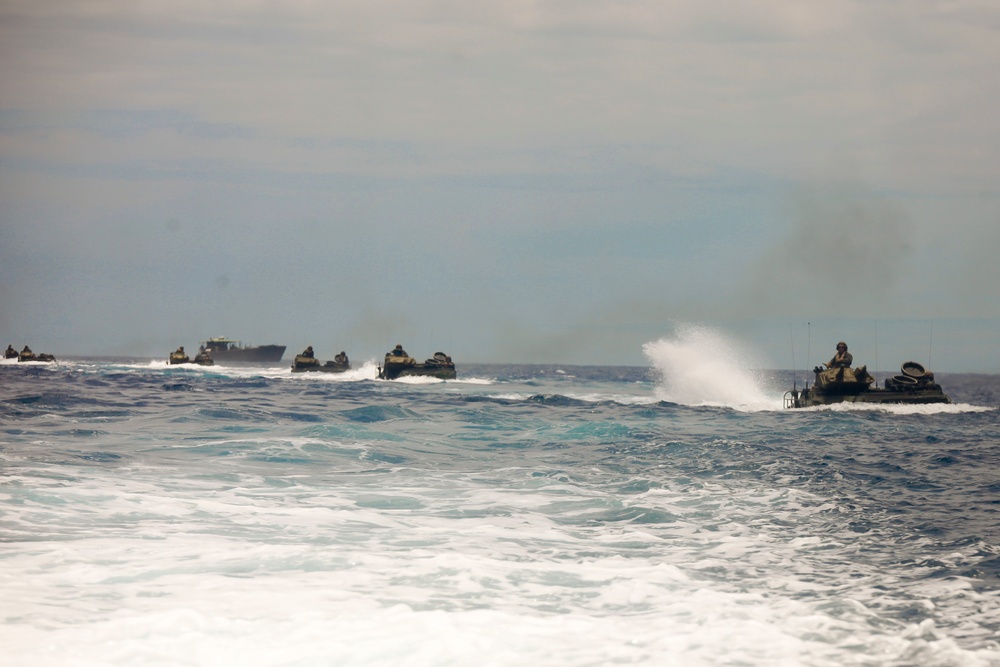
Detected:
[2,335,999,666]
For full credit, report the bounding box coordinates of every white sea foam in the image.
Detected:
[488,392,533,401]
[449,377,494,385]
[806,401,993,414]
[0,357,60,368]
[564,392,658,405]
[283,359,382,382]
[382,373,447,384]
[643,324,780,411]
[3,461,995,667]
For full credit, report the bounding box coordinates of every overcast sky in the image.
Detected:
[2,1,998,371]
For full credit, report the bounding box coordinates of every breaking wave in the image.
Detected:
[643,323,778,410]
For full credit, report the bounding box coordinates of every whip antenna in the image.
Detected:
[874,320,878,386]
[806,321,811,390]
[929,321,934,367]
[789,323,796,391]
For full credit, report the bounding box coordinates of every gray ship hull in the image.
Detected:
[201,338,285,363]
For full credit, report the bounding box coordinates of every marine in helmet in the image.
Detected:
[826,341,853,369]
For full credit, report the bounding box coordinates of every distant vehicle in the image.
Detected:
[785,361,950,408]
[193,349,214,366]
[169,347,215,366]
[200,337,286,363]
[378,348,456,380]
[17,346,56,363]
[168,347,191,365]
[291,349,350,373]
[5,345,18,359]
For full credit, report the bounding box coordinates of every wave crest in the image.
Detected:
[643,324,775,410]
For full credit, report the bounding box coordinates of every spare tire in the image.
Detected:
[901,361,925,378]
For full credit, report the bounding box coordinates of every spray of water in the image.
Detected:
[643,323,777,410]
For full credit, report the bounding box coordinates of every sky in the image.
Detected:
[2,0,999,372]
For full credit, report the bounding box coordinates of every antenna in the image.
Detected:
[806,321,811,390]
[929,321,934,367]
[874,320,878,386]
[789,323,797,391]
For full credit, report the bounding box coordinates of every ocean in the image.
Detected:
[2,337,999,667]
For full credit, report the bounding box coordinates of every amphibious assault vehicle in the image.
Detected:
[785,360,950,408]
[168,348,214,366]
[17,349,56,363]
[378,349,456,380]
[291,350,350,373]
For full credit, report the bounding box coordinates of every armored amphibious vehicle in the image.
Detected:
[378,348,456,380]
[784,360,950,408]
[291,350,350,373]
[168,348,214,366]
[17,349,56,363]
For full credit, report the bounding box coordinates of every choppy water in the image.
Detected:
[2,342,999,666]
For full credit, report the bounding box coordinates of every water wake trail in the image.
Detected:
[643,323,778,410]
